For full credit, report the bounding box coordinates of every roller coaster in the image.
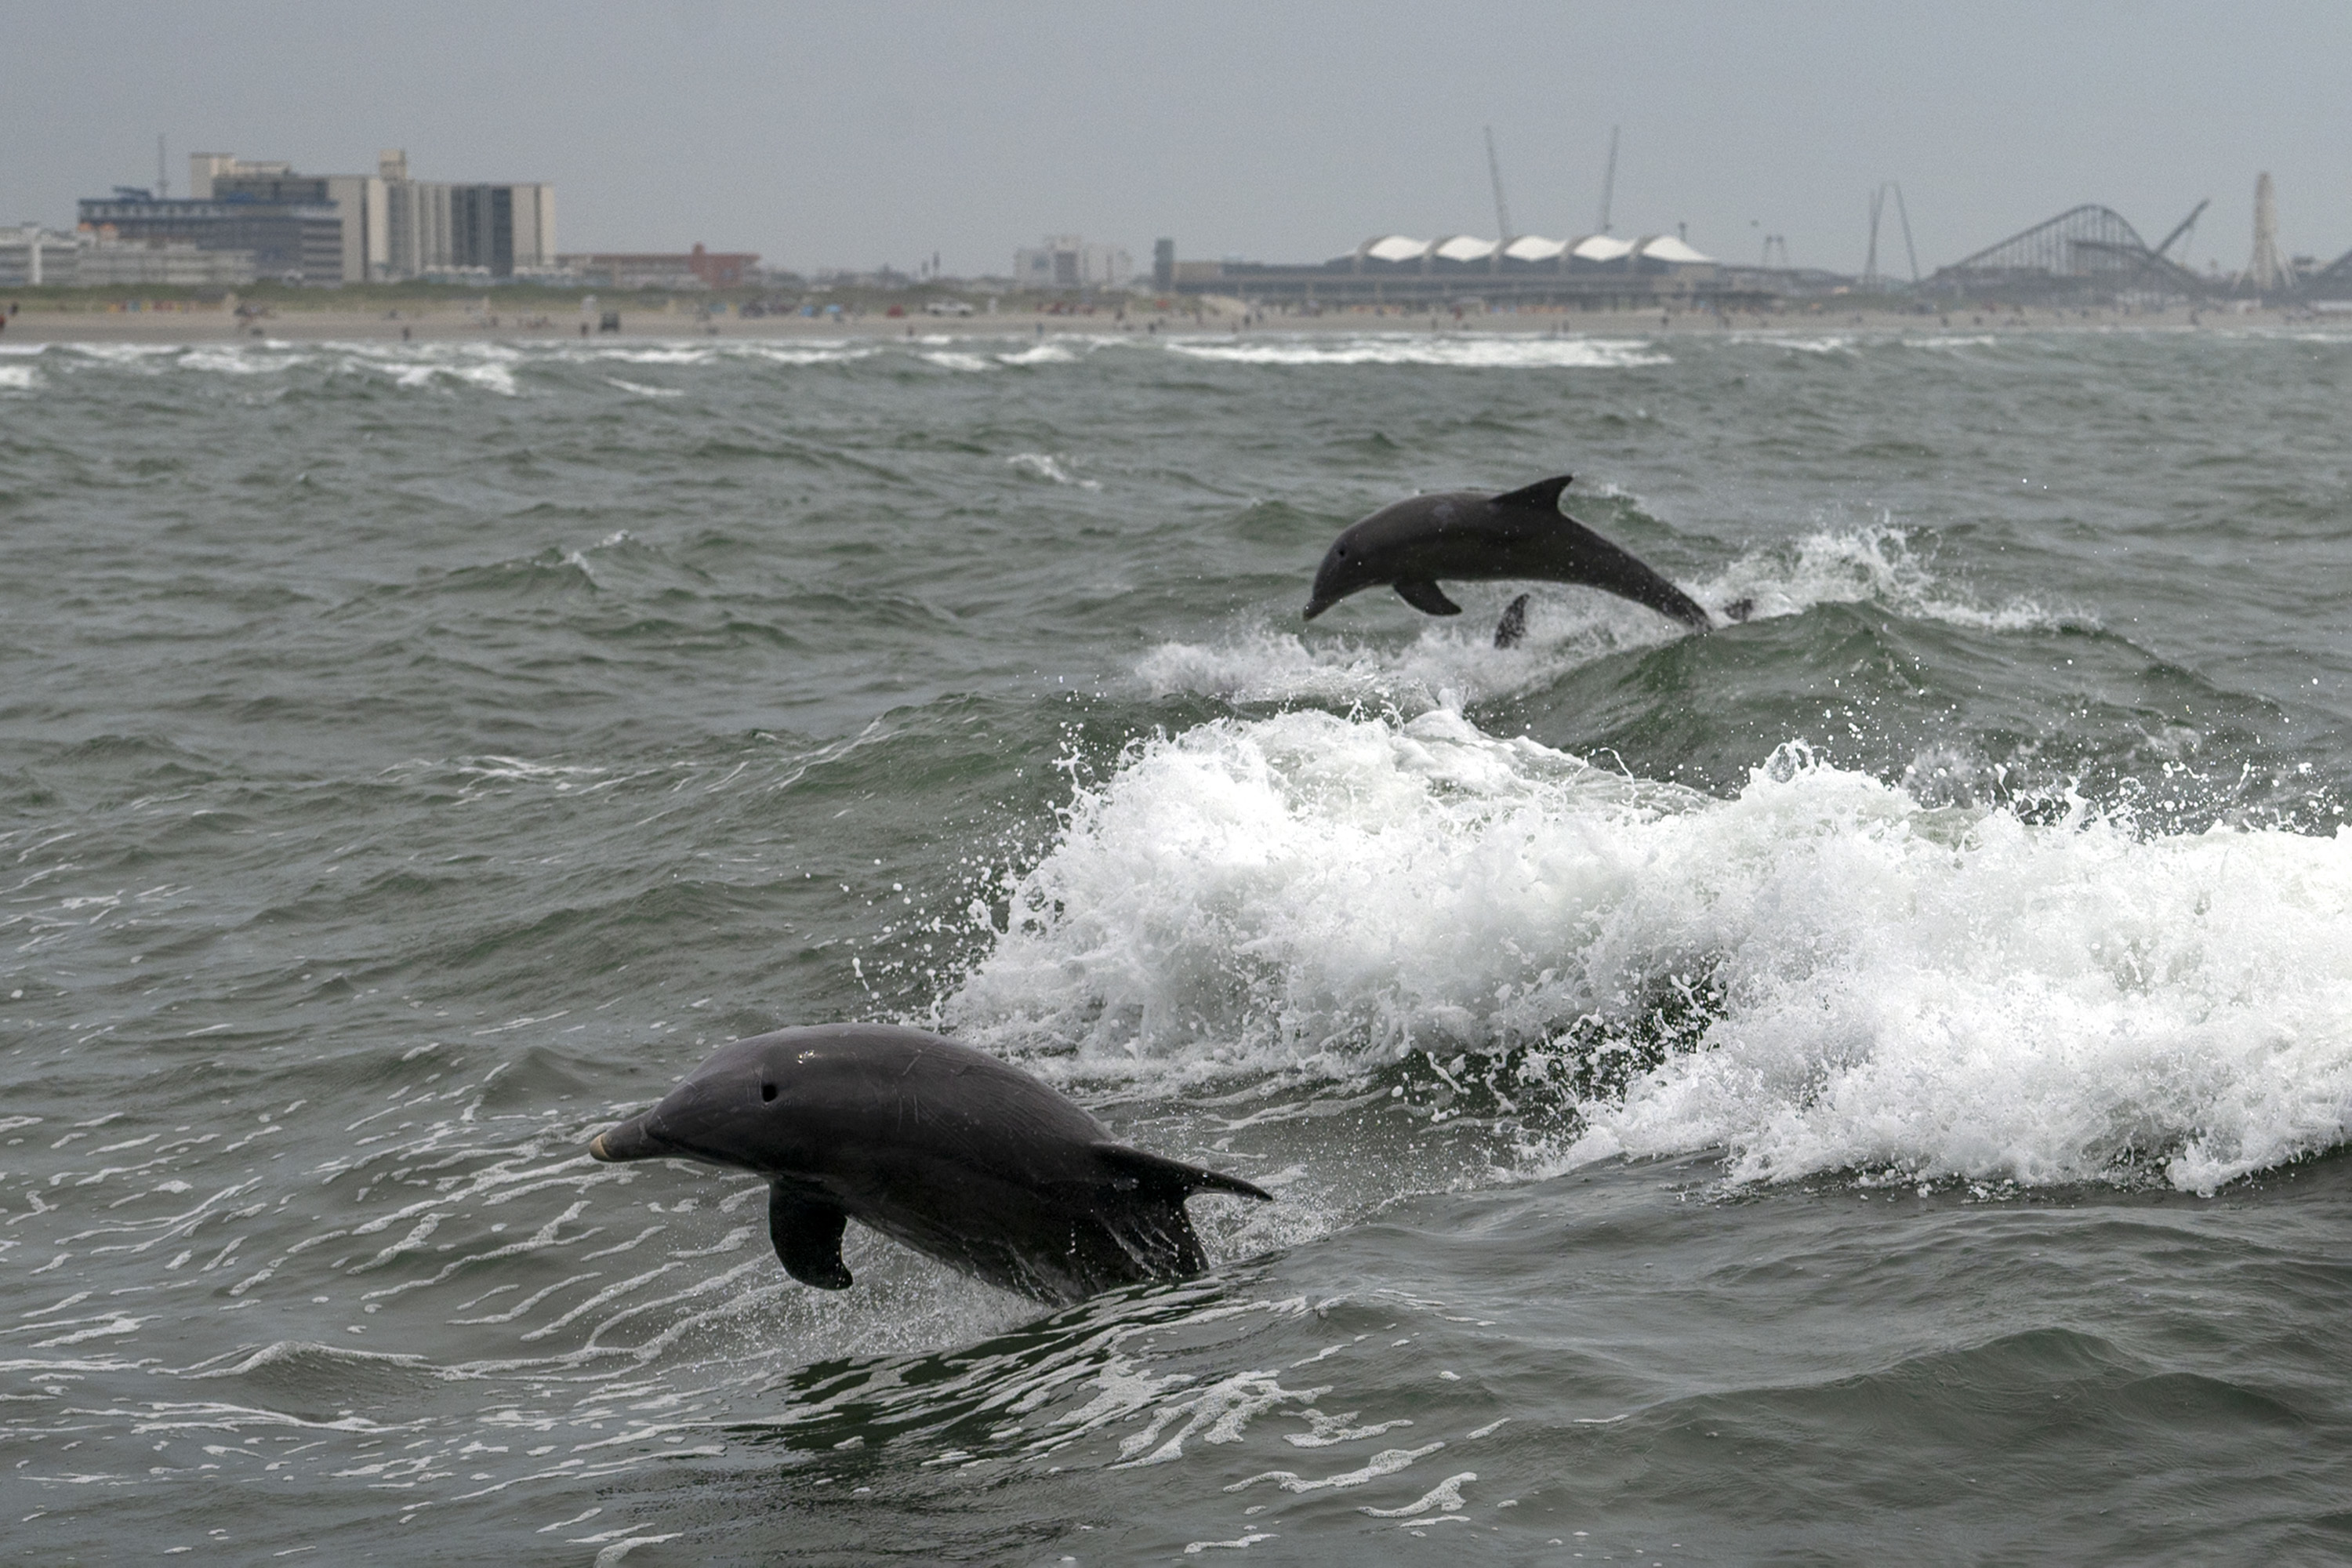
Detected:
[1933,197,2352,303]
[1929,202,2209,301]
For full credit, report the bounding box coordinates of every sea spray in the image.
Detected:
[953,710,2352,1191]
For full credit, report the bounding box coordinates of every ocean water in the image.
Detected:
[2,325,2350,1563]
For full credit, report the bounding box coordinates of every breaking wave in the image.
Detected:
[1135,524,2076,711]
[951,706,2352,1193]
[1164,336,1668,369]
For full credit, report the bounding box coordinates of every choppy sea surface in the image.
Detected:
[3,325,2350,1563]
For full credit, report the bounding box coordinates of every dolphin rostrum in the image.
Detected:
[1303,474,1716,639]
[589,1024,1270,1305]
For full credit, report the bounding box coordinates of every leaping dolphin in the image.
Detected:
[1303,474,1716,641]
[590,1024,1271,1305]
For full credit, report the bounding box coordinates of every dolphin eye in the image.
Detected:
[760,1082,778,1103]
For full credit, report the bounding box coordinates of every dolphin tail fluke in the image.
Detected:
[770,1184,853,1289]
[1095,1145,1272,1204]
[1555,514,1715,630]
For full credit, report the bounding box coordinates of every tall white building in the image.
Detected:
[0,224,82,285]
[376,150,557,281]
[2246,172,2286,294]
[182,150,555,282]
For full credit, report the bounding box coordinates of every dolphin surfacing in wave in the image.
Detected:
[590,1025,1270,1305]
[1303,474,1717,640]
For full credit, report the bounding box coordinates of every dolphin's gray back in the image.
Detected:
[757,1026,1261,1302]
[1396,488,1712,630]
[1308,476,1715,631]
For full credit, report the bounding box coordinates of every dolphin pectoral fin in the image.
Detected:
[1394,579,1463,616]
[1094,1145,1273,1203]
[768,1185,852,1290]
[1493,593,1530,648]
[1490,474,1573,513]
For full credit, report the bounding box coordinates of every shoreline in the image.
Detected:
[3,301,2345,347]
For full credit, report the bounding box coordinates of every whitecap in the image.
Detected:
[949,710,2352,1192]
[1164,336,1665,368]
[1006,452,1100,489]
[179,347,305,375]
[1692,523,2085,633]
[997,342,1080,365]
[591,347,716,365]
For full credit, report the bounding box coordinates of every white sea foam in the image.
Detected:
[1692,522,2081,633]
[997,341,1082,365]
[1134,524,2062,714]
[1744,336,1852,354]
[1133,614,1609,711]
[59,342,183,361]
[0,364,38,390]
[950,708,2352,1192]
[384,359,520,396]
[920,351,993,372]
[179,347,304,375]
[1165,336,1666,369]
[729,343,875,366]
[604,376,683,399]
[1728,332,2001,355]
[592,347,717,365]
[1006,452,1101,488]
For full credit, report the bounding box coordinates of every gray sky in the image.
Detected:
[4,0,2347,279]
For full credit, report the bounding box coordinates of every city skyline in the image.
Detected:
[3,0,2349,281]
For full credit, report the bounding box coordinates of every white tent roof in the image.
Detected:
[1362,235,1431,263]
[1501,234,1566,260]
[1432,234,1497,262]
[1570,234,1635,262]
[1639,234,1715,264]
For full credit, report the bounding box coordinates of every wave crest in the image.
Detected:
[949,710,2352,1192]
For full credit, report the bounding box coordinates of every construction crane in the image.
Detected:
[1484,125,1514,246]
[1595,125,1619,234]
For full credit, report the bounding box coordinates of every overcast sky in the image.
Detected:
[4,0,2347,279]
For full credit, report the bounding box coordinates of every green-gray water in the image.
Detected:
[3,326,2350,1563]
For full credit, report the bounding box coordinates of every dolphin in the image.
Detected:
[589,1024,1270,1305]
[1303,474,1716,637]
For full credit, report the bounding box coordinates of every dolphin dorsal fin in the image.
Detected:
[1493,593,1530,648]
[1490,474,1573,514]
[1095,1145,1272,1203]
